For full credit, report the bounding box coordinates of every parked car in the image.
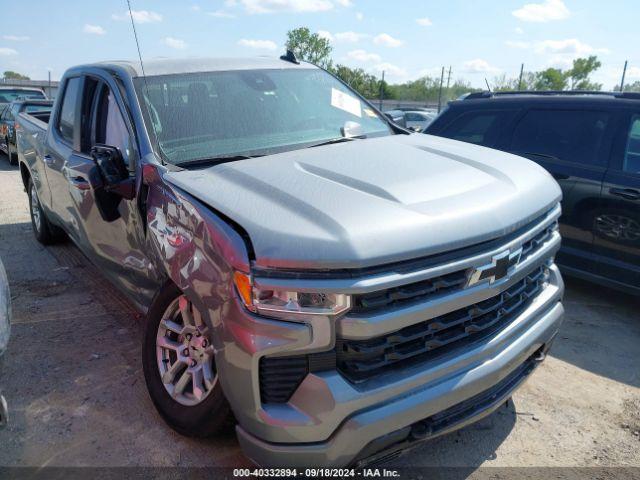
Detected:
[16,57,563,467]
[0,86,46,110]
[403,110,436,131]
[1,99,53,164]
[425,91,640,295]
[0,257,10,429]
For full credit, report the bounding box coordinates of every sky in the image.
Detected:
[1,0,639,88]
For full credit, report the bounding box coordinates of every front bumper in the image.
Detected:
[213,207,564,467]
[236,283,563,467]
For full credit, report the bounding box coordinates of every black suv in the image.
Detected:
[425,91,640,295]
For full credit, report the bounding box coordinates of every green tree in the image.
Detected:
[622,80,640,92]
[492,72,536,91]
[3,71,30,80]
[285,27,333,69]
[534,68,568,91]
[567,56,602,90]
[333,64,391,99]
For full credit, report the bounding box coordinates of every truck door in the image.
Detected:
[506,107,615,277]
[45,76,89,233]
[52,73,155,303]
[593,110,640,292]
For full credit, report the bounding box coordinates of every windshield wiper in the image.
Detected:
[307,136,365,149]
[515,151,560,161]
[177,154,261,169]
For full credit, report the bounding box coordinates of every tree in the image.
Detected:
[567,56,602,90]
[285,27,333,69]
[618,80,640,92]
[492,72,536,91]
[3,71,30,80]
[332,64,392,99]
[534,68,568,91]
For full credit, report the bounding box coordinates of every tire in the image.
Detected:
[27,178,65,245]
[6,139,16,165]
[142,283,232,437]
[591,207,640,246]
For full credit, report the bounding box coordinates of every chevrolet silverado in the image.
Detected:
[16,56,564,466]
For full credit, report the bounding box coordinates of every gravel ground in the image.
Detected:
[0,153,638,471]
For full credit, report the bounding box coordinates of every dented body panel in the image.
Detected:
[16,58,565,467]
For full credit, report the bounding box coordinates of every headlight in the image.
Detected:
[233,271,351,320]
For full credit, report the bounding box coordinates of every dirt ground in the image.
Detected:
[0,153,638,472]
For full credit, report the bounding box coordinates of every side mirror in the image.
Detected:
[90,144,135,200]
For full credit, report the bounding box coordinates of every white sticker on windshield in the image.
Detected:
[331,88,362,118]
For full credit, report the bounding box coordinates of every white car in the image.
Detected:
[404,110,437,131]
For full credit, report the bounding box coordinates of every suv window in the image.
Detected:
[57,77,82,145]
[439,110,514,147]
[511,109,610,166]
[624,115,640,174]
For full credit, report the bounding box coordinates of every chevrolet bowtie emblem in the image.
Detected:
[466,247,523,288]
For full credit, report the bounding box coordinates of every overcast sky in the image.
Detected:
[1,0,638,88]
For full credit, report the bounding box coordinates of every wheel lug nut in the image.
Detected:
[186,333,192,340]
[202,339,208,347]
[191,359,197,367]
[182,349,189,356]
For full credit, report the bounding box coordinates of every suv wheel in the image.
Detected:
[28,178,65,245]
[142,284,231,437]
[592,208,640,245]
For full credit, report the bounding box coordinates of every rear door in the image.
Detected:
[44,75,86,229]
[506,107,616,276]
[593,110,640,292]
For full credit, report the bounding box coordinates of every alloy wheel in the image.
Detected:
[156,296,217,406]
[594,213,640,242]
[30,184,41,233]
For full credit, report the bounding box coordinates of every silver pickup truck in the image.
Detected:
[16,57,564,467]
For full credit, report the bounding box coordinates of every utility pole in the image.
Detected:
[518,63,524,90]
[485,78,491,92]
[47,70,51,98]
[437,66,445,113]
[379,70,385,110]
[620,60,628,92]
[443,66,451,107]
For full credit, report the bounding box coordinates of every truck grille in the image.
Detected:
[351,222,555,314]
[337,266,546,383]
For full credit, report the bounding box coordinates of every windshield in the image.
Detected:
[0,89,45,103]
[135,68,392,165]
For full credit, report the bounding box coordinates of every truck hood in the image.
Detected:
[164,134,561,270]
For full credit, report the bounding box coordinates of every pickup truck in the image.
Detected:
[0,86,47,111]
[1,99,54,164]
[16,57,564,467]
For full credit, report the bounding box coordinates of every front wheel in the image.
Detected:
[142,284,232,437]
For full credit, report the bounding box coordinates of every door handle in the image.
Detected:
[552,172,569,180]
[42,154,54,165]
[69,176,90,191]
[610,187,640,200]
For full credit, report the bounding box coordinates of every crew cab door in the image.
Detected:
[48,73,153,303]
[505,107,615,277]
[593,111,640,291]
